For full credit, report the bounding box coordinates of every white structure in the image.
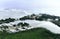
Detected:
[55,18,59,21]
[0,20,60,34]
[47,19,53,21]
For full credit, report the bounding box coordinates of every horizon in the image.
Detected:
[0,0,60,16]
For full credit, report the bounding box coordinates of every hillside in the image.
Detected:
[0,10,60,39]
[0,28,60,39]
[0,13,60,33]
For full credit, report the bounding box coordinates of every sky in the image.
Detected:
[0,0,60,16]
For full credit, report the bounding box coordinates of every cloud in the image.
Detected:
[0,0,60,16]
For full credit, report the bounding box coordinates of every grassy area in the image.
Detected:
[0,28,60,39]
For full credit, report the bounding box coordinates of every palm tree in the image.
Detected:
[31,14,36,17]
[0,26,3,31]
[17,22,25,29]
[13,24,16,27]
[24,22,29,27]
[17,22,23,26]
[17,22,29,29]
[17,22,23,28]
[21,22,29,29]
[2,25,8,31]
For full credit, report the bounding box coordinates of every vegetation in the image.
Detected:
[51,21,60,27]
[0,28,60,39]
[19,14,60,27]
[17,22,29,29]
[19,14,60,21]
[0,13,60,39]
[0,18,15,24]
